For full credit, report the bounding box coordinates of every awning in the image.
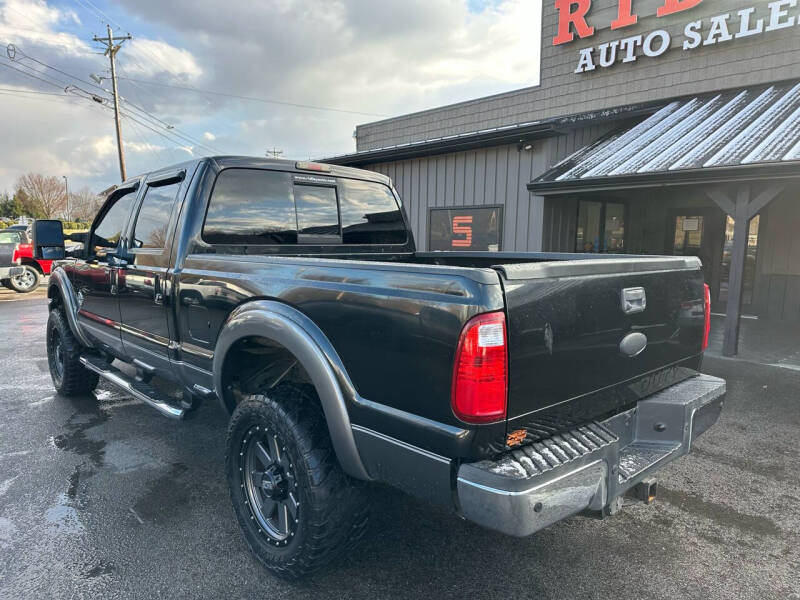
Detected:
[529,81,800,195]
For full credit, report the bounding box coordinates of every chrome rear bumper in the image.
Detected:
[456,374,725,537]
[0,266,23,279]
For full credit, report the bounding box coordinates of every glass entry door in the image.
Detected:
[718,215,760,312]
[667,209,725,307]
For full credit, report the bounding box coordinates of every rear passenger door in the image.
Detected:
[118,169,185,375]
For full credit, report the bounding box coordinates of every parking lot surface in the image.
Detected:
[0,297,798,600]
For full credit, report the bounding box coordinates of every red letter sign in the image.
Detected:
[553,0,595,46]
[657,0,702,18]
[611,0,638,29]
[452,216,473,248]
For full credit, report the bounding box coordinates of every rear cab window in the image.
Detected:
[201,168,407,248]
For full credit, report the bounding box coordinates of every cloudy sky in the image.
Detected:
[0,0,541,193]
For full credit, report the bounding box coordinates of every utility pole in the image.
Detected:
[62,175,70,220]
[93,25,132,182]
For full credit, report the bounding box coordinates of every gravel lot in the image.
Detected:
[1,296,798,599]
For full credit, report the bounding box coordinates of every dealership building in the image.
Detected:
[328,0,800,356]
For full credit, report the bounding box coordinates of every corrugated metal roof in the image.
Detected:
[532,82,800,187]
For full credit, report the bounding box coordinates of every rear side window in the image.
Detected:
[0,232,21,244]
[133,181,181,249]
[339,178,406,245]
[203,169,296,245]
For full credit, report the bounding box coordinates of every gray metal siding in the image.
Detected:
[754,193,800,321]
[356,0,800,151]
[366,143,547,251]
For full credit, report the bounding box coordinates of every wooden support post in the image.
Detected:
[722,186,751,357]
[707,183,784,356]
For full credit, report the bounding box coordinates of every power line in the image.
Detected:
[0,59,68,90]
[115,75,390,118]
[72,0,124,30]
[10,44,106,92]
[3,42,223,155]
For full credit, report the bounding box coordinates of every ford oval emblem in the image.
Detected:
[620,332,648,357]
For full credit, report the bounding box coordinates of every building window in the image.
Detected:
[428,206,503,251]
[575,200,626,253]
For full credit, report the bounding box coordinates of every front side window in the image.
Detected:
[92,191,137,257]
[133,182,181,249]
[339,178,406,245]
[203,169,296,245]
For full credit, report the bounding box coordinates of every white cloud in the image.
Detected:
[125,38,202,81]
[0,0,543,192]
[0,0,90,55]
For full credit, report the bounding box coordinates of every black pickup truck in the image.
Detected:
[36,157,724,578]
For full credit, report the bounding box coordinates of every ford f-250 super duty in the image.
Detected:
[35,156,724,579]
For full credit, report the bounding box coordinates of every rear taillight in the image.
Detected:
[702,283,711,352]
[12,245,21,265]
[451,311,508,424]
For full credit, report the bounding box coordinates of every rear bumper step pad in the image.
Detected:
[457,374,725,537]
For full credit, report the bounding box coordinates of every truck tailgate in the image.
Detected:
[497,257,707,437]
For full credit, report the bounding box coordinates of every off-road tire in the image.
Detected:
[8,265,40,293]
[46,308,99,396]
[226,384,369,579]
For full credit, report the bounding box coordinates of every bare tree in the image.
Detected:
[15,173,67,219]
[70,186,104,222]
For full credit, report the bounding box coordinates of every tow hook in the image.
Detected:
[628,477,658,505]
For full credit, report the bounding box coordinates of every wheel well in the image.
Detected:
[20,258,43,273]
[47,284,63,310]
[220,336,315,414]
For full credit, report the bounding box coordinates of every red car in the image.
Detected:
[0,228,53,292]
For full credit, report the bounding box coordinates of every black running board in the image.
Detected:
[80,355,185,419]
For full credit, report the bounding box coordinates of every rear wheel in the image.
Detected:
[225,384,369,579]
[46,308,99,396]
[8,265,40,293]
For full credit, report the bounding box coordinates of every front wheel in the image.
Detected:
[225,384,369,579]
[8,265,40,293]
[46,308,99,396]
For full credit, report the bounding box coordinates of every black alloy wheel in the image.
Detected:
[225,385,369,578]
[46,308,99,396]
[47,324,65,387]
[240,427,299,545]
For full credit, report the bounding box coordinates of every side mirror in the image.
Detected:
[32,220,66,260]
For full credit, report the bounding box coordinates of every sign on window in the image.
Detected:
[428,206,503,252]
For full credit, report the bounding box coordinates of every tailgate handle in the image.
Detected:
[621,287,646,315]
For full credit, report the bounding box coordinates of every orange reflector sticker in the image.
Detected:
[507,429,527,447]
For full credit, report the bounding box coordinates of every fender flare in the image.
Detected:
[213,300,370,481]
[47,267,94,349]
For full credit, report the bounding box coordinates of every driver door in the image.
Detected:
[73,185,140,356]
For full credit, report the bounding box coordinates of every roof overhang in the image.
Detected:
[325,100,666,166]
[528,161,800,196]
[528,81,800,197]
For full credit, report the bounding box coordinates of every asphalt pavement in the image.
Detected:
[0,296,798,599]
